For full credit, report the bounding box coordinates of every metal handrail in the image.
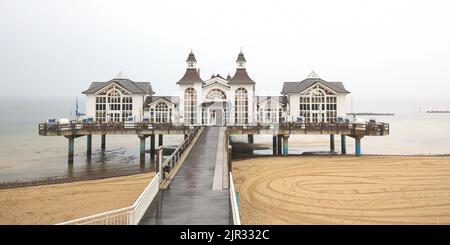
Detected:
[57,172,161,225]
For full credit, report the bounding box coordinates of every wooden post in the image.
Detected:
[158,134,163,146]
[86,134,92,157]
[101,134,106,150]
[341,135,347,155]
[330,134,335,152]
[158,146,163,182]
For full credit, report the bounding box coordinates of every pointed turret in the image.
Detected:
[176,50,203,84]
[230,49,255,84]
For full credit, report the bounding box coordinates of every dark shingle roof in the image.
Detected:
[236,51,246,62]
[281,78,349,94]
[82,78,153,94]
[229,68,255,84]
[176,69,204,84]
[144,96,179,106]
[186,51,197,62]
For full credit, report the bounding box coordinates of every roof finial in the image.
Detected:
[190,49,193,54]
[240,47,243,54]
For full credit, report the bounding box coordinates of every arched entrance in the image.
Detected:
[203,89,228,126]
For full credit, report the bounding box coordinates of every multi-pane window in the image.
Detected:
[234,88,248,125]
[184,88,197,125]
[155,102,169,123]
[258,99,279,123]
[299,86,337,123]
[95,97,106,122]
[95,88,133,122]
[206,89,226,100]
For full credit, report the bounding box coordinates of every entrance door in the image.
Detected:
[208,110,216,125]
[215,110,223,126]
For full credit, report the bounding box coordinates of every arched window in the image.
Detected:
[299,85,336,123]
[155,102,169,123]
[184,88,197,125]
[107,89,122,122]
[259,99,279,123]
[206,89,226,101]
[235,88,248,125]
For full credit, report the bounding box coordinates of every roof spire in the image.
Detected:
[307,70,319,78]
[186,50,197,69]
[236,49,246,69]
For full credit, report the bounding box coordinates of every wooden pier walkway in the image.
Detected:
[139,127,232,225]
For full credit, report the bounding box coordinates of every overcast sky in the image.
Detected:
[1,0,449,103]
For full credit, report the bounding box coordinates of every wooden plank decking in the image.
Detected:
[139,127,232,225]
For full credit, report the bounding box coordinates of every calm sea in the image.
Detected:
[0,97,449,184]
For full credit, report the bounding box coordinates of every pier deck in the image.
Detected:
[139,127,232,225]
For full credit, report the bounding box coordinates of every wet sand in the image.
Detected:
[233,156,450,224]
[0,172,155,224]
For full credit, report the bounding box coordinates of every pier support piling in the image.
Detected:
[139,135,149,163]
[283,135,289,156]
[86,135,92,157]
[330,134,335,152]
[277,135,282,155]
[64,136,79,165]
[272,135,277,156]
[341,135,347,155]
[158,134,163,147]
[150,134,156,160]
[355,136,362,157]
[248,134,254,144]
[101,134,106,151]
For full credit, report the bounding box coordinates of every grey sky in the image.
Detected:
[1,0,449,103]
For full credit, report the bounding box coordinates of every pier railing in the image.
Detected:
[39,122,191,136]
[57,172,161,225]
[227,122,389,136]
[160,126,201,182]
[229,172,241,225]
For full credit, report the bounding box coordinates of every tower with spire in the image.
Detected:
[229,49,256,123]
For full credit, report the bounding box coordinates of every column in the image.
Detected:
[272,135,277,156]
[139,136,146,161]
[277,135,282,155]
[101,134,106,150]
[158,134,163,146]
[67,136,74,164]
[283,135,289,156]
[330,134,335,152]
[341,135,347,155]
[150,134,156,160]
[86,135,92,157]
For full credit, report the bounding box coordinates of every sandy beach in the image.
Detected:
[233,156,450,224]
[0,172,155,225]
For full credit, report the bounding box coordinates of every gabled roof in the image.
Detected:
[82,78,153,94]
[144,96,179,107]
[229,68,255,84]
[256,96,288,107]
[281,78,349,94]
[176,69,204,84]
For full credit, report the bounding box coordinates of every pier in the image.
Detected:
[39,121,390,164]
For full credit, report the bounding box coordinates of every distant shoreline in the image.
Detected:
[346,112,395,116]
[426,110,450,114]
